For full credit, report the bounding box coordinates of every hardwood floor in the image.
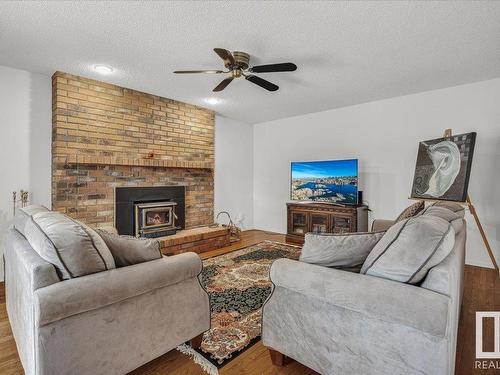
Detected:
[455,265,500,375]
[0,229,498,374]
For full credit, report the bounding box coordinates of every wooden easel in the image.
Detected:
[417,129,499,274]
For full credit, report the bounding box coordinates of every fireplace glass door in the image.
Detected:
[144,207,172,228]
[134,201,178,238]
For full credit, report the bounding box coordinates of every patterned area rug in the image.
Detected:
[197,240,301,368]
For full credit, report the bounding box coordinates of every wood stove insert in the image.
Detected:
[115,186,185,237]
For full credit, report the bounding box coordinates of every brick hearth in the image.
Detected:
[159,226,231,255]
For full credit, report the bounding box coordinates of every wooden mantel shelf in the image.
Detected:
[52,155,214,170]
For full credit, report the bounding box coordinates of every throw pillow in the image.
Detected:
[360,215,455,284]
[299,231,386,271]
[431,201,466,218]
[394,200,425,223]
[24,211,116,280]
[97,225,119,235]
[421,205,463,223]
[14,205,49,237]
[96,229,162,267]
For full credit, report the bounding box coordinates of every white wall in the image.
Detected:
[214,115,254,229]
[253,78,500,268]
[0,65,52,280]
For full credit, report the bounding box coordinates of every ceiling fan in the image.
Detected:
[174,48,297,92]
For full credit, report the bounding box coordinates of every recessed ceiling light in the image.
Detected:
[93,64,114,74]
[204,97,220,105]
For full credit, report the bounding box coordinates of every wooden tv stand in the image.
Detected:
[286,202,369,244]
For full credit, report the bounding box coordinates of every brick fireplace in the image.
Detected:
[51,72,215,232]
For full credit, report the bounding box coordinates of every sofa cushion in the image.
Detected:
[421,205,463,223]
[24,212,116,280]
[14,205,49,236]
[371,219,395,232]
[360,215,455,284]
[300,231,385,271]
[394,200,425,222]
[431,201,466,217]
[96,229,162,267]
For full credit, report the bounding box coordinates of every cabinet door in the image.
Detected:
[310,213,329,234]
[291,211,308,235]
[331,216,352,234]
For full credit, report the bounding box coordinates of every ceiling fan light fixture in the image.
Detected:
[174,48,297,92]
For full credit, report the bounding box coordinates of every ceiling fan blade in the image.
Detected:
[214,48,236,67]
[173,70,224,74]
[213,77,234,92]
[249,63,297,73]
[245,75,279,91]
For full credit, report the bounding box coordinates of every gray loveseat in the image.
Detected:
[262,214,465,375]
[4,207,210,375]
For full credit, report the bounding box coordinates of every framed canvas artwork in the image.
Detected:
[410,132,476,202]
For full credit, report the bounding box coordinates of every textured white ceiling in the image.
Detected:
[1,1,500,124]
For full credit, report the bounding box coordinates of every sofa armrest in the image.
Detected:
[34,252,203,327]
[4,229,60,291]
[371,219,394,232]
[269,259,449,337]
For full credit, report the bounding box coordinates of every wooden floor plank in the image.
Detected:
[0,230,498,374]
[454,266,500,375]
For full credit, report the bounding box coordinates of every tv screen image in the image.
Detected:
[291,159,358,204]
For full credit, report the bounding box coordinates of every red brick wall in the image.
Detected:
[52,72,215,228]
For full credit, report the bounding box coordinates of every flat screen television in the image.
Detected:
[290,159,358,204]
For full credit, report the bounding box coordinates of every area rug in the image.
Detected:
[195,240,301,368]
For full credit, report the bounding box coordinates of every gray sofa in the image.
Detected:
[4,209,210,375]
[262,216,465,375]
